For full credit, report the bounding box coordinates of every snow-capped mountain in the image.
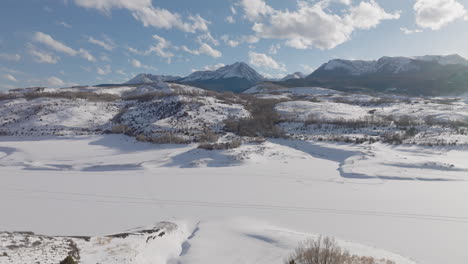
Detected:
[178,62,264,93]
[281,72,305,81]
[311,54,468,77]
[306,54,468,95]
[414,54,468,66]
[181,62,264,83]
[125,74,181,85]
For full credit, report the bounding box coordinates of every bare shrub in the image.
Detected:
[123,91,170,101]
[224,98,285,138]
[111,124,130,134]
[0,93,22,101]
[305,114,389,128]
[198,139,242,150]
[197,127,220,143]
[24,92,119,102]
[286,236,395,264]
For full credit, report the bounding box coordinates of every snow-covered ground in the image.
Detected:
[1,135,467,264]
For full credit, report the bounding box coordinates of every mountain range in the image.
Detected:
[125,54,468,96]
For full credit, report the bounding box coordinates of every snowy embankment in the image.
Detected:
[1,135,467,263]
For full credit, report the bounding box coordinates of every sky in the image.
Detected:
[1,0,468,90]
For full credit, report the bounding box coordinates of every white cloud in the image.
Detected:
[127,47,143,55]
[2,74,17,82]
[221,35,240,47]
[97,64,111,75]
[197,32,219,46]
[130,58,143,68]
[414,0,466,30]
[28,76,77,88]
[100,54,111,62]
[226,16,235,24]
[248,0,400,50]
[346,0,401,29]
[129,58,158,71]
[88,35,115,51]
[33,32,96,61]
[260,71,284,79]
[248,51,286,71]
[221,35,258,47]
[400,27,423,34]
[34,32,76,55]
[0,53,21,62]
[78,48,96,61]
[58,21,72,28]
[239,0,274,21]
[182,43,222,58]
[27,44,60,64]
[192,63,226,72]
[198,43,222,58]
[46,76,66,87]
[269,43,281,54]
[146,34,175,63]
[74,0,209,33]
[300,64,316,74]
[116,69,128,76]
[230,6,237,15]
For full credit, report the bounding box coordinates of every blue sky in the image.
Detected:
[1,0,468,90]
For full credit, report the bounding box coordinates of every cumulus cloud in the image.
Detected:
[127,35,175,63]
[33,32,96,61]
[88,35,115,51]
[242,0,400,50]
[414,0,466,30]
[74,0,209,33]
[181,43,222,58]
[240,0,274,21]
[0,53,21,62]
[146,34,175,63]
[97,64,111,75]
[249,51,286,71]
[400,27,423,34]
[27,44,60,64]
[2,74,17,82]
[129,58,158,71]
[221,35,240,47]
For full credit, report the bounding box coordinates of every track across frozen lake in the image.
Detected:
[0,135,467,264]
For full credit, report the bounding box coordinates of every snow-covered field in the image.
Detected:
[1,135,467,264]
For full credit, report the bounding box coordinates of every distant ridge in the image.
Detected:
[300,54,468,96]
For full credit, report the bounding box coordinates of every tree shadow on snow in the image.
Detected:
[163,148,243,168]
[88,134,189,154]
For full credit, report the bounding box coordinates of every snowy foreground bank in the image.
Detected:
[1,135,467,264]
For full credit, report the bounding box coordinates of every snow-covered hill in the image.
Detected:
[125,74,181,85]
[281,72,305,81]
